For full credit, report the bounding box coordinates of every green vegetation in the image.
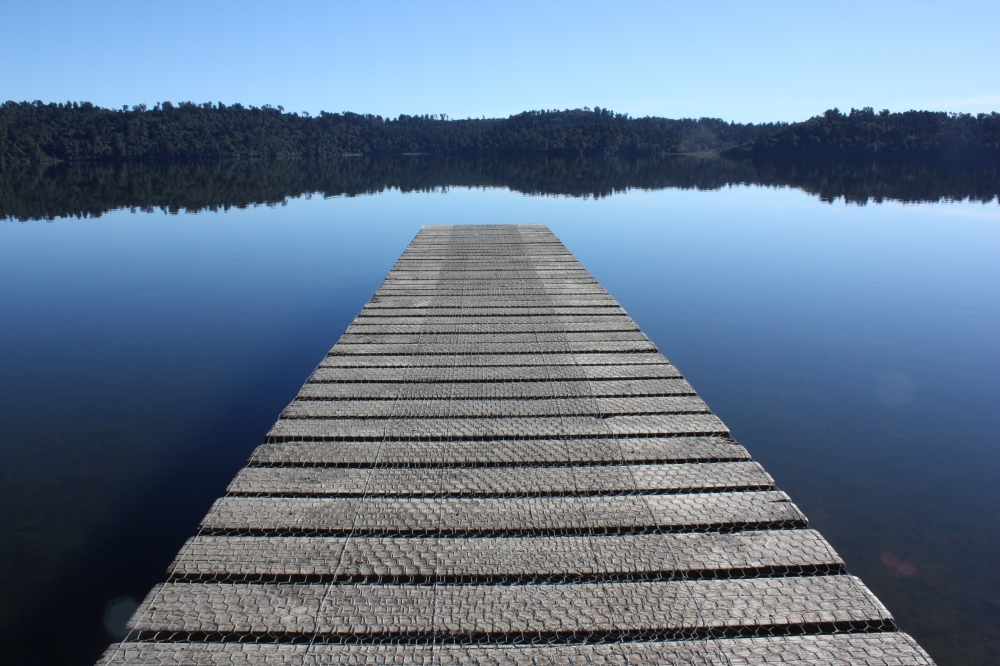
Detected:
[3,101,996,166]
[0,101,777,163]
[724,107,1000,162]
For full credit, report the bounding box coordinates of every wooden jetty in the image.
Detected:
[99,225,933,664]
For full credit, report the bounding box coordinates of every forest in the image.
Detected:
[0,101,775,163]
[2,101,997,164]
[724,107,1000,162]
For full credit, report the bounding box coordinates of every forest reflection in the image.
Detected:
[2,155,997,221]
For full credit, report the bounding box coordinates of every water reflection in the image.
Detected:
[2,155,997,222]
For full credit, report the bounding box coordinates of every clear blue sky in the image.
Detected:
[2,0,997,123]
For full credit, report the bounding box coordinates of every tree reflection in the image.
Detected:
[2,156,997,221]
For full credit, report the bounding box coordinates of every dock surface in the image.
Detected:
[99,225,933,664]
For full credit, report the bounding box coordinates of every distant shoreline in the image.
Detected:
[1,102,997,166]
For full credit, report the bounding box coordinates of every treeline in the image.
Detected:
[4,156,997,221]
[724,107,1000,162]
[0,101,779,164]
[4,101,997,165]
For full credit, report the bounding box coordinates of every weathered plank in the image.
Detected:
[100,634,935,665]
[249,436,751,466]
[127,576,889,638]
[279,396,709,419]
[343,321,641,333]
[344,315,638,326]
[316,352,669,368]
[169,530,842,580]
[294,378,696,400]
[200,490,805,535]
[265,413,729,441]
[310,363,685,382]
[338,332,649,344]
[227,462,772,496]
[326,340,658,354]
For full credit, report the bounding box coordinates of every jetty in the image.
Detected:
[99,225,933,664]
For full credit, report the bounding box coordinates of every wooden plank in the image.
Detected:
[168,530,842,580]
[126,576,890,638]
[325,341,658,354]
[265,413,730,441]
[200,490,804,535]
[315,352,669,368]
[279,396,709,419]
[337,331,650,343]
[356,307,625,317]
[344,315,637,326]
[342,321,641,333]
[310,363,685,383]
[100,634,935,665]
[294,378,696,400]
[366,297,620,307]
[249,436,750,466]
[227,462,772,497]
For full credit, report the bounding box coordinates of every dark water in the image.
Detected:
[1,157,998,665]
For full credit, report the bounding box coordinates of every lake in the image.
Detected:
[1,157,998,665]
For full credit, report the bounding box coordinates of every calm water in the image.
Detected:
[1,159,998,664]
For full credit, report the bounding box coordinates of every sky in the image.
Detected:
[2,0,998,123]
